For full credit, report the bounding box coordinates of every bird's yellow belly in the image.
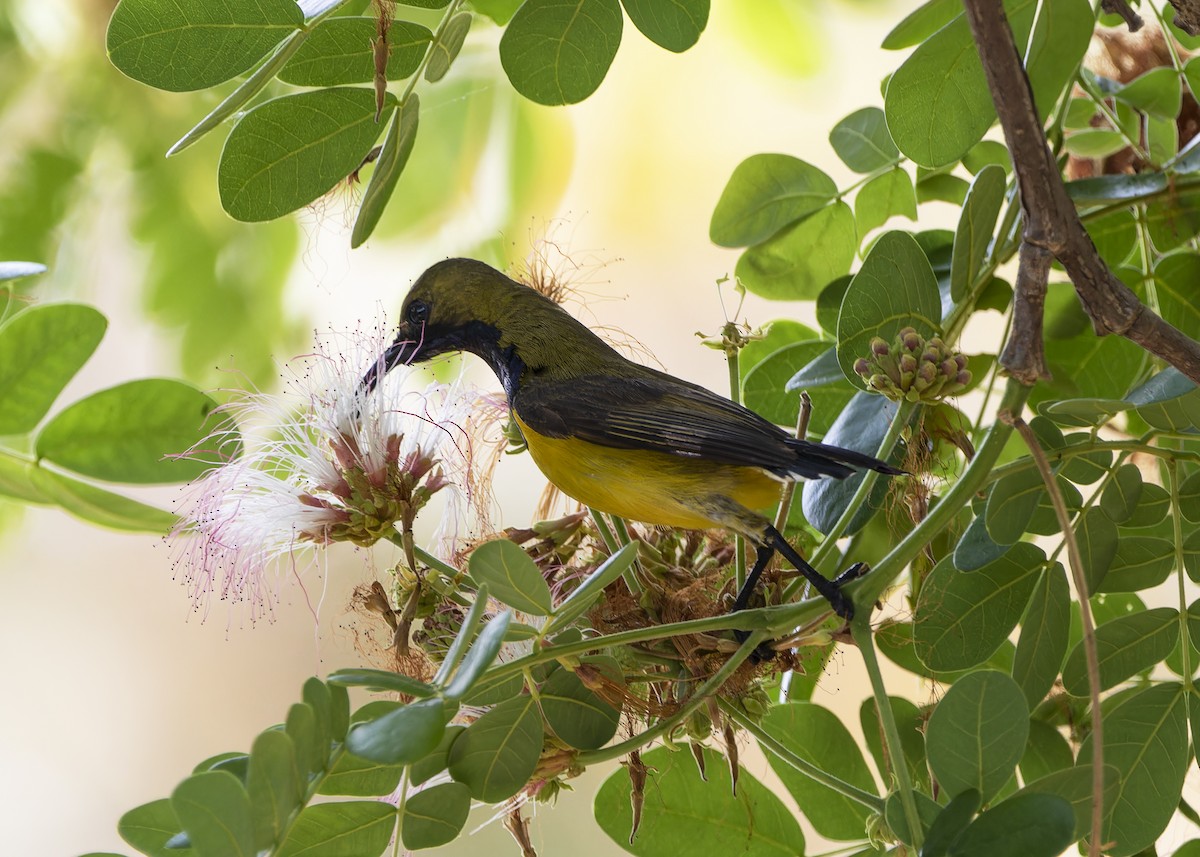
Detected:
[514,415,782,532]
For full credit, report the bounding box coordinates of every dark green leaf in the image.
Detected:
[1062,607,1179,695]
[247,730,299,849]
[1181,471,1200,522]
[25,468,177,532]
[106,0,303,91]
[921,789,980,857]
[760,702,878,840]
[854,168,917,236]
[962,140,1012,175]
[784,345,843,391]
[1079,683,1188,857]
[1064,129,1128,158]
[815,278,851,335]
[219,88,394,222]
[837,231,942,387]
[710,155,838,248]
[947,792,1074,857]
[425,13,472,82]
[410,724,466,786]
[953,511,1012,571]
[276,802,395,857]
[539,664,621,750]
[916,173,970,205]
[447,695,542,802]
[469,539,552,614]
[345,697,447,764]
[950,165,1006,301]
[544,540,638,634]
[1153,252,1200,339]
[36,380,224,484]
[499,0,623,105]
[1085,208,1138,268]
[1018,719,1073,784]
[1122,482,1170,528]
[119,799,184,857]
[860,696,929,792]
[984,466,1043,545]
[319,749,404,796]
[884,790,942,847]
[1117,67,1183,118]
[1075,507,1118,595]
[926,670,1028,802]
[1025,0,1093,120]
[829,107,899,173]
[0,303,105,434]
[327,668,437,697]
[882,0,960,50]
[1098,536,1176,592]
[620,0,708,52]
[352,94,420,249]
[1146,187,1200,251]
[279,18,431,85]
[285,703,317,782]
[444,609,512,700]
[735,202,857,299]
[594,745,806,856]
[1016,765,1121,840]
[401,782,471,849]
[1013,565,1070,707]
[743,340,852,430]
[171,772,255,857]
[914,545,1042,671]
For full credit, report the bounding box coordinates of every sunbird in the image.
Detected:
[363,259,902,620]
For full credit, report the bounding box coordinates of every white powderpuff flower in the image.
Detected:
[171,322,478,621]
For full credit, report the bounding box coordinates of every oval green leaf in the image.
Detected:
[425,13,472,83]
[830,106,899,173]
[26,467,178,533]
[710,154,838,248]
[107,0,303,92]
[0,303,106,434]
[984,465,1044,545]
[278,18,432,85]
[950,164,1006,301]
[345,697,447,764]
[352,93,420,249]
[947,791,1074,857]
[468,539,552,614]
[1012,565,1070,707]
[276,802,395,857]
[539,664,622,750]
[171,771,255,857]
[401,782,471,849]
[443,609,512,700]
[1099,536,1176,592]
[447,695,542,802]
[327,667,437,697]
[854,167,917,236]
[1062,606,1179,695]
[735,201,856,300]
[247,730,299,850]
[219,87,394,222]
[499,0,623,105]
[620,0,708,52]
[119,799,184,857]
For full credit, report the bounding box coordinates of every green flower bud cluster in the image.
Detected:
[853,327,970,402]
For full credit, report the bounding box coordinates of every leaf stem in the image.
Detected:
[1170,460,1193,692]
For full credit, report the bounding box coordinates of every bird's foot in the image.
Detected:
[833,561,869,586]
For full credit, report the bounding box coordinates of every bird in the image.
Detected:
[363,258,903,621]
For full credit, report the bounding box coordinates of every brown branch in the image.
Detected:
[1000,241,1052,383]
[1168,0,1200,35]
[1101,0,1144,32]
[963,0,1200,386]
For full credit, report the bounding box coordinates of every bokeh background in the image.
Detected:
[0,0,947,853]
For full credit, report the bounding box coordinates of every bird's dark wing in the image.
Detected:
[513,373,899,480]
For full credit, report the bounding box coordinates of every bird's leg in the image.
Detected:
[764,524,855,620]
[731,542,775,613]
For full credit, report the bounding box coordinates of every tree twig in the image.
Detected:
[1004,413,1103,857]
[963,0,1200,385]
[1101,0,1144,31]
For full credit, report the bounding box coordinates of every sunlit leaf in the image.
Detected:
[500,0,623,105]
[710,155,838,248]
[620,0,708,52]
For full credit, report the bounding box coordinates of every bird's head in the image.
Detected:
[363,258,582,394]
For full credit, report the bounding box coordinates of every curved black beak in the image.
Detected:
[361,332,416,392]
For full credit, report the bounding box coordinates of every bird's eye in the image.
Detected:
[406,300,430,325]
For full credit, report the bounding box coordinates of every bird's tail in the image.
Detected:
[780,437,906,481]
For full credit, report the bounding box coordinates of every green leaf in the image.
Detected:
[1153,252,1200,339]
[860,695,929,792]
[1147,113,1178,165]
[836,230,942,387]
[473,0,524,23]
[1182,471,1200,522]
[1099,536,1176,592]
[1013,565,1070,707]
[1063,129,1129,158]
[963,140,1012,174]
[443,610,512,700]
[594,745,806,856]
[319,747,404,796]
[950,165,1006,302]
[285,703,318,781]
[882,0,960,50]
[1128,367,1200,431]
[469,539,552,614]
[1084,208,1137,268]
[539,663,621,749]
[830,107,899,173]
[25,467,178,532]
[411,725,466,786]
[854,167,917,236]
[1018,719,1073,784]
[735,202,856,299]
[303,678,332,763]
[119,799,184,857]
[710,155,838,248]
[351,94,420,249]
[401,782,471,849]
[425,13,472,82]
[327,668,437,697]
[544,541,638,635]
[171,771,255,857]
[921,789,980,857]
[1067,172,1168,203]
[620,0,708,52]
[926,670,1028,802]
[801,393,898,535]
[916,172,970,205]
[499,0,623,105]
[447,694,542,802]
[884,790,943,847]
[760,703,878,840]
[947,792,1074,857]
[1116,67,1183,118]
[219,88,394,222]
[744,340,852,430]
[884,0,1035,167]
[1075,506,1118,595]
[106,0,303,91]
[1062,607,1179,695]
[278,18,432,85]
[433,584,490,686]
[1025,0,1093,120]
[247,730,299,850]
[914,545,1042,671]
[1122,482,1170,528]
[0,303,106,434]
[984,464,1043,545]
[0,261,46,281]
[276,802,395,857]
[1016,765,1121,840]
[952,511,1011,572]
[1079,683,1188,857]
[784,345,842,391]
[36,379,224,484]
[345,697,447,764]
